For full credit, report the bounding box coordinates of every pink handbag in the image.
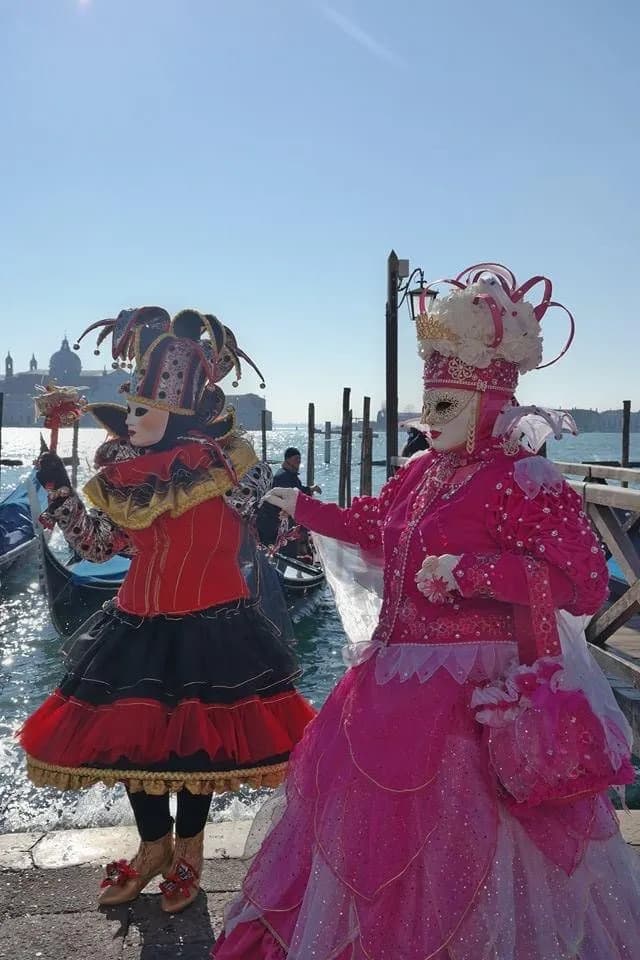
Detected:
[471,657,634,808]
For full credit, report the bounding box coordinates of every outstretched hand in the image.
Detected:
[262,487,299,517]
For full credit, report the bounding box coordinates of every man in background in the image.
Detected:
[273,448,321,496]
[257,448,321,553]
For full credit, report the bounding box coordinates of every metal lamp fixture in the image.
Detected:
[399,268,437,324]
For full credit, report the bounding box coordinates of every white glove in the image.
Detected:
[415,554,461,603]
[262,486,300,518]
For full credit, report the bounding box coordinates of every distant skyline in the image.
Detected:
[1,0,639,421]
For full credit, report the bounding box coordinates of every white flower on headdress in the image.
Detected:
[418,279,543,374]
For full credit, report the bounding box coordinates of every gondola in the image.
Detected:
[0,472,47,573]
[37,530,325,640]
[39,538,129,638]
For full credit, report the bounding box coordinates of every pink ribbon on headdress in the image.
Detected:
[473,294,504,348]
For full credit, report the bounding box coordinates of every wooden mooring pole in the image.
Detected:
[622,400,631,488]
[260,409,268,463]
[360,396,372,496]
[70,420,80,487]
[338,388,350,507]
[385,251,400,479]
[622,401,631,467]
[346,409,353,507]
[307,402,315,488]
[324,421,331,464]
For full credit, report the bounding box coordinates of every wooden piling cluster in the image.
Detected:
[298,389,374,508]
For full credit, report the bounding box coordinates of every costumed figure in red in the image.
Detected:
[19,307,315,912]
[213,265,640,959]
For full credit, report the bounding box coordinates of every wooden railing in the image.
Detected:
[556,468,640,752]
[589,643,640,756]
[551,462,640,647]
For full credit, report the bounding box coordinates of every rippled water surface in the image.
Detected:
[1,427,638,831]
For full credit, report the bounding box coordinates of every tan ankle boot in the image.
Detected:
[98,829,174,906]
[159,829,204,914]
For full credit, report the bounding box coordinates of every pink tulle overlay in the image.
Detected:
[213,655,640,960]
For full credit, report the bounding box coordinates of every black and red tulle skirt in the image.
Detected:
[20,599,315,795]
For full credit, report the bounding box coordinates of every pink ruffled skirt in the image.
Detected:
[213,650,640,960]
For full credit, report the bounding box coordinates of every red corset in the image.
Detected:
[117,497,248,616]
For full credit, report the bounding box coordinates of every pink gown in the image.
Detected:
[213,440,640,960]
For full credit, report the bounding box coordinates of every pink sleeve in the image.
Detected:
[453,476,608,616]
[294,465,408,551]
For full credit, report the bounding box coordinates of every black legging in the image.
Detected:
[128,790,212,841]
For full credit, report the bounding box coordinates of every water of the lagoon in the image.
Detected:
[1,427,638,833]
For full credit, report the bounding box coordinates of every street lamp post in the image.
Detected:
[385,251,405,478]
[385,252,436,477]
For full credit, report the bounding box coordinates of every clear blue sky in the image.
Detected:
[1,0,639,421]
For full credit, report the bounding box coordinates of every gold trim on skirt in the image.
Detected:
[26,754,288,795]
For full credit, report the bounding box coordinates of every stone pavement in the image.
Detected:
[1,815,639,959]
[0,822,252,960]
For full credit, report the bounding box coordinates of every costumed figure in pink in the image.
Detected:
[212,265,640,959]
[20,308,315,912]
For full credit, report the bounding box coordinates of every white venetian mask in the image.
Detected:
[125,401,170,448]
[421,387,475,452]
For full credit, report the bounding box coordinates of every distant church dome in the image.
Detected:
[49,337,81,383]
